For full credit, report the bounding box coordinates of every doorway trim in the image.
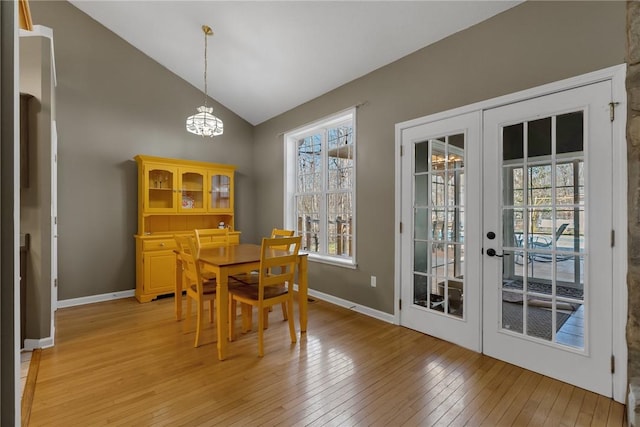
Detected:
[394,64,627,402]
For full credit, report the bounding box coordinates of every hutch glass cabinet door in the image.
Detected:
[179,168,206,212]
[145,164,177,212]
[208,172,233,211]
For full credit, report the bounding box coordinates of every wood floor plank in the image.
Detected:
[606,399,626,427]
[526,375,564,426]
[574,391,599,427]
[463,362,523,426]
[448,361,517,426]
[26,297,626,426]
[438,359,505,426]
[510,373,554,425]
[542,382,576,426]
[493,371,544,426]
[416,356,506,426]
[479,369,538,426]
[560,386,587,426]
[592,394,613,426]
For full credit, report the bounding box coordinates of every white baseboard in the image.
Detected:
[57,289,135,309]
[23,337,54,351]
[303,287,396,324]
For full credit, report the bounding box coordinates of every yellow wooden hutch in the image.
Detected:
[134,155,240,302]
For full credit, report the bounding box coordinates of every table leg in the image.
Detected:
[217,269,229,360]
[175,255,183,321]
[298,255,308,332]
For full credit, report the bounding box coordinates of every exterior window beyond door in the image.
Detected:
[284,108,356,266]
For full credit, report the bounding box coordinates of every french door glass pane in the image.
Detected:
[413,133,466,318]
[500,111,585,349]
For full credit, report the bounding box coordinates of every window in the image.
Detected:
[284,108,356,266]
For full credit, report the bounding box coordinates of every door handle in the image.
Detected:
[486,248,509,258]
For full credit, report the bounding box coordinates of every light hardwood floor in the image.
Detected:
[28,296,626,426]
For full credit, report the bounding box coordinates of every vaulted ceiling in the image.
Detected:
[69,1,521,125]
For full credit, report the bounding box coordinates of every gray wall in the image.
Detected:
[30,1,257,316]
[253,1,626,314]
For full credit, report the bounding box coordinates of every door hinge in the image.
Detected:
[399,299,402,310]
[611,355,615,374]
[400,222,403,233]
[611,230,615,247]
[54,278,58,288]
[609,102,620,122]
[400,145,404,156]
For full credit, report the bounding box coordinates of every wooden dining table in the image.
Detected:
[175,243,309,360]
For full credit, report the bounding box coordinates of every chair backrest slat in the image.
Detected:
[258,236,301,298]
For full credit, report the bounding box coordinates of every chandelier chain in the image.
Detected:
[203,28,208,109]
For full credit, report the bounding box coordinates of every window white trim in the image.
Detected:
[284,107,356,266]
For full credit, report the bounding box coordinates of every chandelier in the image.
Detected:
[186,25,223,137]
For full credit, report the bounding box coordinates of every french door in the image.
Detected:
[399,111,482,352]
[482,81,612,397]
[400,80,614,396]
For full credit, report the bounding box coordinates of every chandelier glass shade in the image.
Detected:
[186,106,223,137]
[186,25,223,137]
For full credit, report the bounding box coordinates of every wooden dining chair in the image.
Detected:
[175,234,230,348]
[270,228,295,319]
[194,228,230,280]
[229,236,302,357]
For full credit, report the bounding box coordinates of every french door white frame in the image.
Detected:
[394,64,628,403]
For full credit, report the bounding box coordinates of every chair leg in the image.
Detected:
[185,295,193,332]
[194,299,203,348]
[287,297,296,344]
[258,304,265,357]
[241,303,252,333]
[280,302,288,320]
[229,298,236,341]
[263,307,270,329]
[208,299,215,323]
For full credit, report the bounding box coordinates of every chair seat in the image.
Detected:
[190,281,217,295]
[230,284,288,300]
[190,277,247,295]
[230,272,259,286]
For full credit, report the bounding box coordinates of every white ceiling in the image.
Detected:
[69,1,521,125]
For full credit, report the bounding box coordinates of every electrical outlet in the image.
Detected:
[371,275,377,287]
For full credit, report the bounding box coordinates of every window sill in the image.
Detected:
[306,253,357,269]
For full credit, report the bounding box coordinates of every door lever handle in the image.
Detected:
[486,248,509,258]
